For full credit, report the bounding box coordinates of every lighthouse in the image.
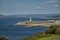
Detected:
[29,17,32,21]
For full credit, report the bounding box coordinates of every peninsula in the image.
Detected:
[15,17,60,26]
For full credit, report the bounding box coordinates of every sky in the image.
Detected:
[0,0,60,15]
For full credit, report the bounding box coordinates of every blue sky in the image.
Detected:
[0,0,60,15]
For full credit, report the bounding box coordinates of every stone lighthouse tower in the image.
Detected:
[30,17,32,21]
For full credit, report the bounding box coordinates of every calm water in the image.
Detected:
[0,17,59,40]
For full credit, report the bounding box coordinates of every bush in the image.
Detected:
[45,25,60,34]
[55,28,60,34]
[0,36,9,40]
[45,28,56,34]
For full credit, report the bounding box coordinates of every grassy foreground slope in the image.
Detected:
[21,24,60,40]
[38,34,60,40]
[21,34,60,40]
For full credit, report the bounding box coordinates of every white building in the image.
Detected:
[49,20,55,23]
[56,20,60,24]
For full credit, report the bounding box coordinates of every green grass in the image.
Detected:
[21,34,60,40]
[38,34,60,40]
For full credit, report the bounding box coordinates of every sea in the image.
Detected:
[0,16,60,40]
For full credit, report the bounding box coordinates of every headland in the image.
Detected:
[15,17,60,27]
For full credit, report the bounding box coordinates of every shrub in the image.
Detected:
[45,25,60,34]
[45,28,56,34]
[0,36,9,40]
[55,27,60,34]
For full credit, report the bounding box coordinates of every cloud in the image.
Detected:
[47,0,58,3]
[37,0,59,8]
[54,4,59,7]
[40,0,58,5]
[35,6,42,9]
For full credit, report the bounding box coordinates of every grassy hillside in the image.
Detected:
[21,25,60,40]
[38,34,60,40]
[21,34,60,40]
